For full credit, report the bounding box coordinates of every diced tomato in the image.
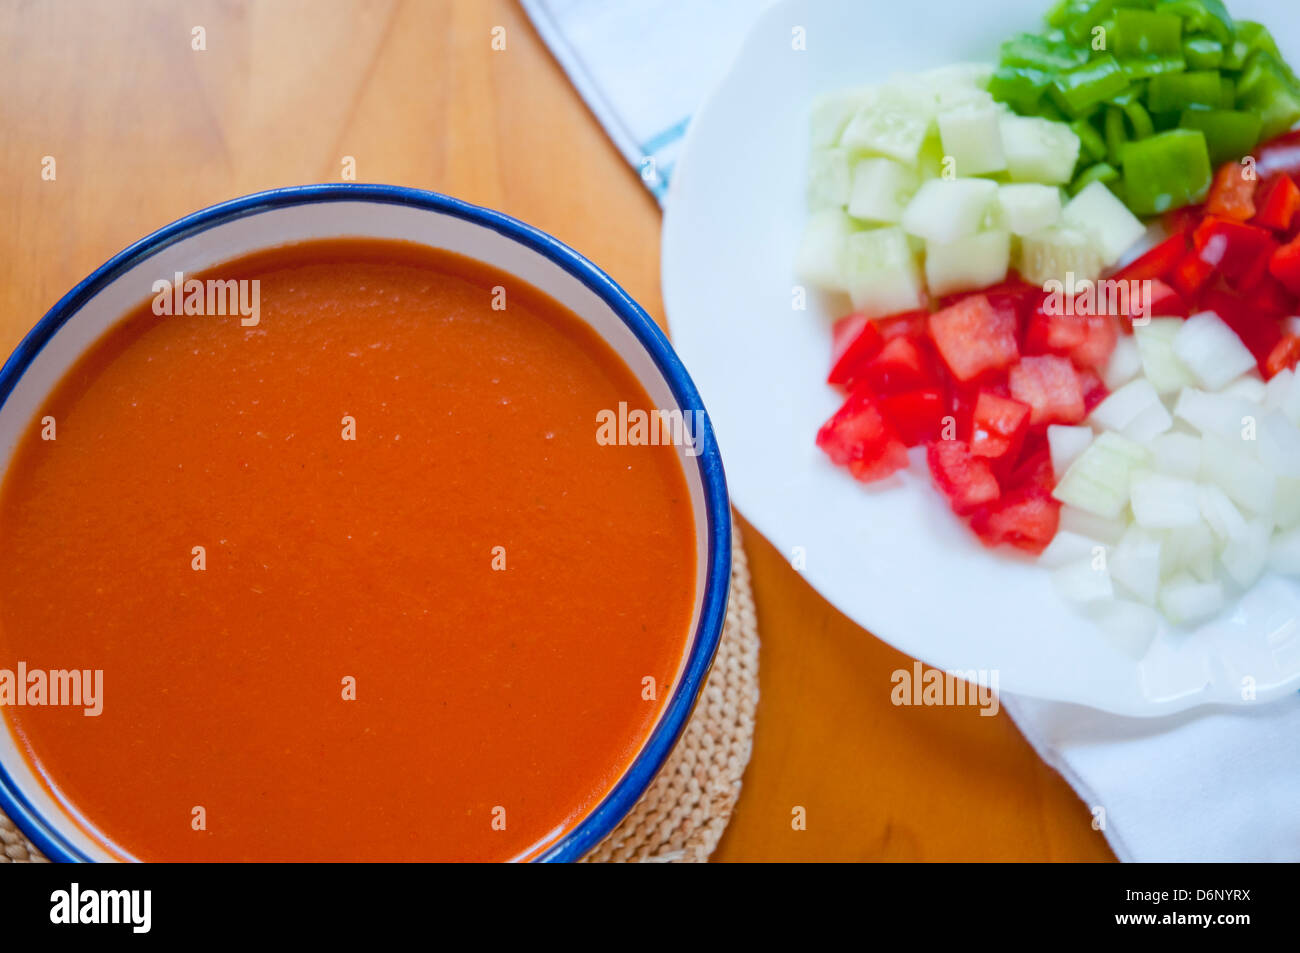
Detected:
[1077,369,1108,413]
[969,480,1060,554]
[1255,130,1300,181]
[1170,248,1216,300]
[1008,355,1086,425]
[926,440,1000,515]
[827,313,884,387]
[940,275,1040,316]
[969,391,1031,463]
[1193,217,1277,281]
[1205,161,1257,222]
[879,388,945,447]
[875,309,930,342]
[1199,289,1285,374]
[1070,314,1119,371]
[1269,233,1300,296]
[1025,297,1088,355]
[1253,174,1300,233]
[927,295,1020,383]
[816,388,909,483]
[1112,231,1190,284]
[1266,334,1300,378]
[858,336,936,394]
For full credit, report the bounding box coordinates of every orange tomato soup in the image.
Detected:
[0,239,696,861]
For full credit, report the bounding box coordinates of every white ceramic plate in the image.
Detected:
[662,0,1300,715]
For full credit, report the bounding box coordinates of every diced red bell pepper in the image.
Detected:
[1112,231,1190,284]
[1244,274,1295,316]
[1070,314,1119,371]
[1199,289,1285,375]
[1163,203,1204,236]
[969,391,1031,462]
[1205,161,1257,222]
[926,439,1000,515]
[1193,217,1277,281]
[827,313,884,387]
[1170,248,1216,300]
[1232,242,1280,293]
[1008,355,1086,426]
[1077,368,1108,414]
[816,388,909,483]
[1266,334,1300,378]
[1147,279,1189,318]
[1253,174,1300,233]
[858,336,936,395]
[879,388,945,447]
[969,451,1060,555]
[1255,130,1300,182]
[927,295,1020,383]
[1269,233,1300,296]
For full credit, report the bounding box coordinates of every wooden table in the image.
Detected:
[0,0,1113,862]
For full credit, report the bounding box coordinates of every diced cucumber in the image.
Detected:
[996,183,1062,236]
[810,86,876,149]
[807,148,853,211]
[924,230,1011,296]
[1062,181,1146,268]
[1016,225,1103,285]
[900,178,998,244]
[840,87,933,164]
[999,114,1081,185]
[839,226,925,317]
[937,102,1007,176]
[794,208,858,292]
[846,156,919,224]
[1134,318,1195,395]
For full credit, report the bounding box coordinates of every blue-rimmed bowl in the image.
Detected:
[0,184,731,862]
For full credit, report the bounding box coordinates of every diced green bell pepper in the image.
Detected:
[1236,51,1300,141]
[1182,37,1223,70]
[1001,33,1089,72]
[1155,0,1233,47]
[1124,100,1156,138]
[1146,70,1224,112]
[1105,106,1130,165]
[1177,108,1262,165]
[989,66,1052,112]
[1120,128,1212,214]
[1114,9,1182,58]
[1073,118,1110,163]
[1071,161,1122,195]
[1050,55,1132,116]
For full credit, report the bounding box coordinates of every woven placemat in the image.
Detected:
[0,518,758,864]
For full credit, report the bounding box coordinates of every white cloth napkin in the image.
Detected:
[521,0,1300,863]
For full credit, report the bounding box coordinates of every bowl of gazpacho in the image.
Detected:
[0,184,730,862]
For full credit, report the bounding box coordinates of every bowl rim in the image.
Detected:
[0,183,732,863]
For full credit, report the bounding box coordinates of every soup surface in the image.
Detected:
[0,239,697,861]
